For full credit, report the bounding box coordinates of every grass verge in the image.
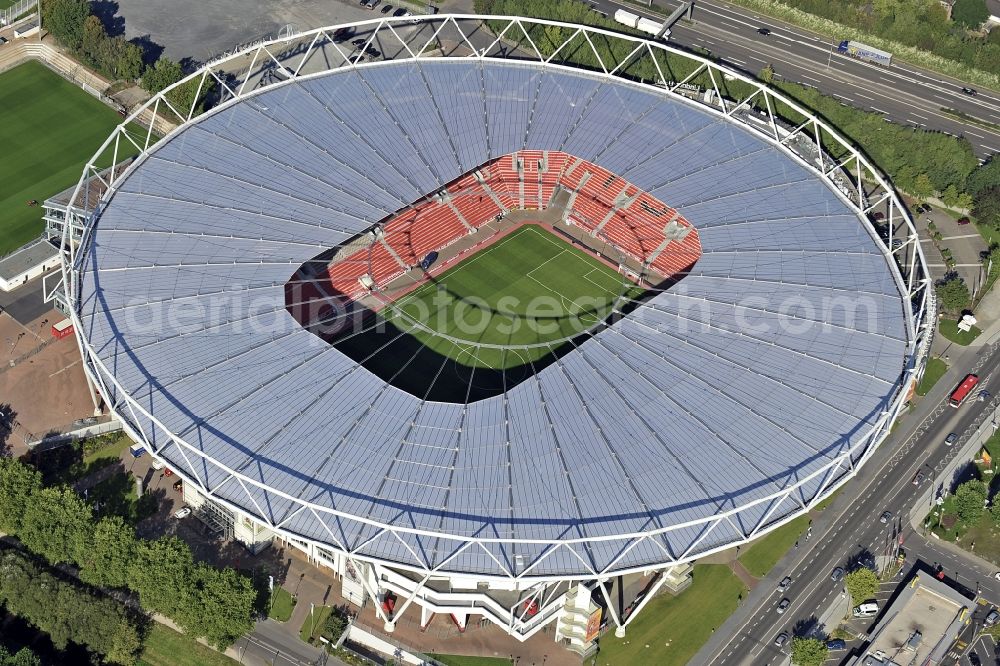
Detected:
[738,515,809,578]
[0,61,134,256]
[916,357,948,396]
[941,108,1000,134]
[428,656,513,666]
[596,564,746,666]
[139,624,237,666]
[268,587,297,622]
[300,605,332,644]
[939,319,981,346]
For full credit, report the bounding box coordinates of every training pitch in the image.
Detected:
[0,61,132,256]
[383,224,640,369]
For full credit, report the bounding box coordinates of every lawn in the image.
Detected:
[0,61,133,256]
[299,605,331,643]
[268,587,296,622]
[38,431,133,486]
[138,624,237,666]
[939,318,981,346]
[428,656,512,666]
[738,515,809,578]
[89,471,159,524]
[916,356,949,396]
[596,564,745,666]
[384,224,641,369]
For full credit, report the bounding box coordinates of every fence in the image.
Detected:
[0,0,36,27]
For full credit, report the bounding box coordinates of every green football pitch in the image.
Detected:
[0,61,135,256]
[383,224,641,369]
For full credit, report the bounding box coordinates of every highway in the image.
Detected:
[588,0,1000,159]
[701,339,1000,665]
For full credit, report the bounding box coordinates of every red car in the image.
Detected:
[958,217,971,225]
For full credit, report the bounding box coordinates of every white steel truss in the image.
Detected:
[60,14,932,633]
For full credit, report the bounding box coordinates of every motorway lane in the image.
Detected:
[587,0,1000,158]
[709,342,1000,665]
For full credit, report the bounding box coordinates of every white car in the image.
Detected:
[994,571,1000,581]
[174,507,191,519]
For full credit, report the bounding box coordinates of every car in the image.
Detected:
[776,597,790,614]
[994,571,1000,581]
[945,432,958,446]
[381,4,393,13]
[0,37,7,45]
[970,651,981,666]
[361,45,381,58]
[962,87,978,96]
[826,639,847,650]
[172,479,183,492]
[986,609,1000,627]
[151,458,165,470]
[774,632,788,647]
[880,510,892,524]
[979,390,992,402]
[913,471,925,485]
[332,27,356,42]
[779,576,792,589]
[872,211,885,221]
[958,217,971,225]
[757,27,771,35]
[914,203,927,213]
[891,238,903,250]
[163,468,173,476]
[363,0,380,8]
[393,7,407,16]
[174,507,191,519]
[351,37,367,48]
[831,566,845,582]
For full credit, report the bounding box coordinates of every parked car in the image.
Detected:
[776,598,790,614]
[826,639,847,650]
[174,507,191,519]
[380,3,393,13]
[779,576,792,590]
[831,566,845,582]
[985,609,1000,627]
[958,217,971,225]
[994,571,1000,581]
[945,432,958,446]
[774,632,788,647]
[962,87,978,96]
[332,27,356,42]
[172,479,183,492]
[351,37,367,48]
[151,458,165,470]
[872,211,885,221]
[393,7,407,16]
[970,651,982,666]
[363,0,381,8]
[757,27,771,36]
[0,37,7,45]
[880,510,892,524]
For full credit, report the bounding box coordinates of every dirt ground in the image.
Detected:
[0,308,96,455]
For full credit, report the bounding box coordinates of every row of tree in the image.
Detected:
[41,0,211,117]
[474,0,999,211]
[0,646,40,666]
[0,548,142,664]
[0,458,257,650]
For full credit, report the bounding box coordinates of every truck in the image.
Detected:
[614,9,666,39]
[836,40,892,66]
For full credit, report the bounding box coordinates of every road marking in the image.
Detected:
[966,130,986,139]
[801,74,820,83]
[871,107,889,115]
[911,112,929,120]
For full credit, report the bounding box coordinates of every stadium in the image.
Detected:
[61,14,932,652]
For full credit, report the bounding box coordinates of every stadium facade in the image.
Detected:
[60,15,933,652]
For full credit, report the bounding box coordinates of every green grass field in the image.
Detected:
[138,624,237,666]
[737,515,809,578]
[385,225,637,369]
[429,656,512,666]
[268,587,296,622]
[916,356,948,396]
[596,564,746,666]
[0,61,133,256]
[939,318,982,346]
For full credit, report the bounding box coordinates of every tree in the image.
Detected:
[114,40,145,81]
[940,183,961,207]
[952,0,989,28]
[973,186,1000,230]
[913,173,935,199]
[955,479,988,523]
[18,486,91,564]
[791,636,828,666]
[966,157,1000,197]
[0,646,41,666]
[187,564,258,647]
[81,14,107,64]
[759,63,775,83]
[128,536,196,621]
[0,458,41,534]
[844,568,879,602]
[935,276,971,313]
[77,515,138,589]
[41,0,90,51]
[141,57,184,94]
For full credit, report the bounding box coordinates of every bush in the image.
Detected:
[955,479,988,523]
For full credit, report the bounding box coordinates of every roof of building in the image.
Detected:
[0,239,58,282]
[852,571,971,666]
[75,59,911,578]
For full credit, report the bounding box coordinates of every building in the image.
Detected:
[59,16,931,650]
[850,571,972,666]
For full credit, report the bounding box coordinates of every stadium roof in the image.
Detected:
[74,43,918,579]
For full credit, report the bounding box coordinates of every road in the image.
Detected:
[701,339,1000,665]
[588,0,1000,159]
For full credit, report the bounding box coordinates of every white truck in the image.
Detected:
[614,9,667,39]
[837,40,892,66]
